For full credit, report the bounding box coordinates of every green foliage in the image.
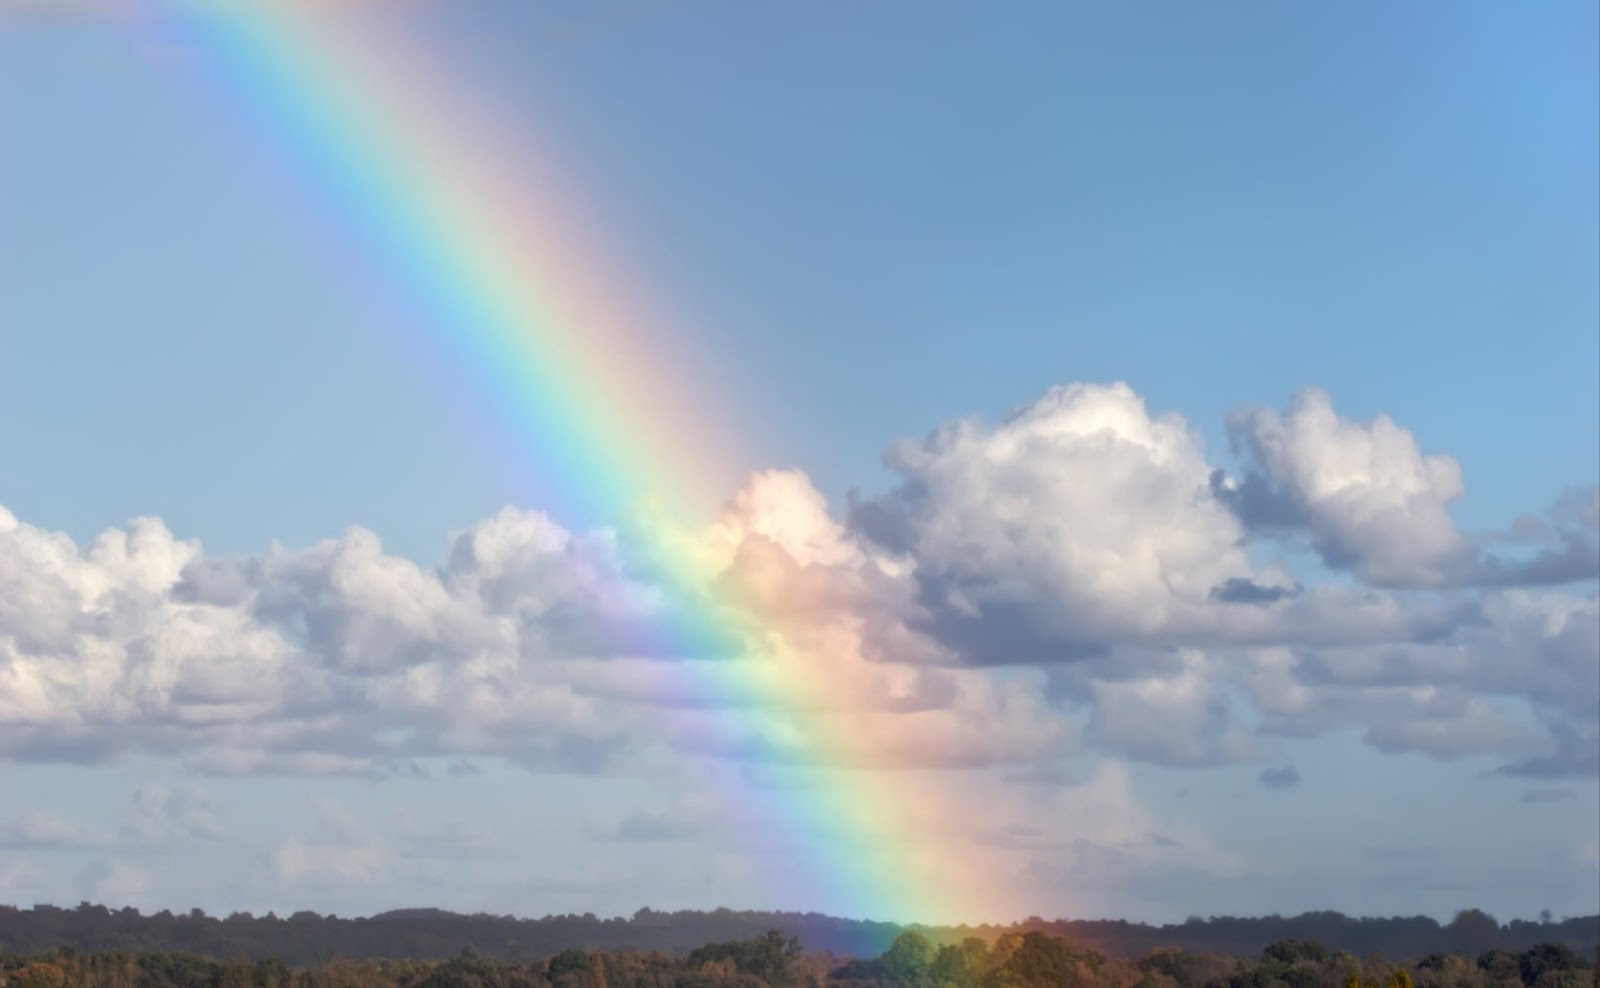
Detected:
[1134,949,1231,988]
[136,954,222,988]
[1517,944,1587,987]
[1264,942,1330,967]
[419,950,512,988]
[979,932,1103,988]
[1477,953,1520,982]
[1280,966,1319,988]
[548,953,593,981]
[881,935,933,988]
[929,939,990,988]
[686,933,801,987]
[0,924,1594,988]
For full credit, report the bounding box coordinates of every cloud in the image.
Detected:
[0,789,225,855]
[1224,589,1597,771]
[1492,723,1600,780]
[1076,650,1256,768]
[1222,391,1599,589]
[1222,389,1471,586]
[1259,765,1301,789]
[123,785,223,845]
[1210,578,1297,605]
[0,381,1593,780]
[0,810,103,851]
[273,839,383,885]
[851,383,1265,656]
[0,475,1072,775]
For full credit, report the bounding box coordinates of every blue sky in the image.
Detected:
[0,1,1596,924]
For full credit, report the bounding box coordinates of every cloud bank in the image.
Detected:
[0,384,1595,783]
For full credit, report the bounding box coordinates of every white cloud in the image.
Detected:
[0,474,1071,775]
[855,383,1262,652]
[1227,389,1470,586]
[1225,391,1598,588]
[0,810,101,850]
[81,860,152,907]
[0,382,1593,781]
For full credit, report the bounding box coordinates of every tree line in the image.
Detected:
[0,906,1594,967]
[0,928,1593,988]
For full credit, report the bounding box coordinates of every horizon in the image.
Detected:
[2,1,1597,925]
[8,901,1600,928]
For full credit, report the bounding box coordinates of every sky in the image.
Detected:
[0,0,1597,926]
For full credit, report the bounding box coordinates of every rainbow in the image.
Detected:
[133,1,1014,924]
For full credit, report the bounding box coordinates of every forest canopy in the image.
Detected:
[0,905,1594,967]
[0,926,1593,988]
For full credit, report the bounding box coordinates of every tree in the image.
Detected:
[16,963,66,988]
[686,932,802,987]
[1265,941,1330,967]
[981,933,1102,988]
[1477,952,1520,982]
[881,933,933,988]
[1518,945,1584,987]
[1448,914,1501,956]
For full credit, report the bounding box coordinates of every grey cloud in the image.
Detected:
[1208,468,1307,532]
[1083,677,1256,768]
[1210,578,1297,605]
[1469,490,1600,588]
[1258,765,1301,789]
[610,810,702,842]
[845,486,920,556]
[909,580,1109,666]
[1493,725,1600,780]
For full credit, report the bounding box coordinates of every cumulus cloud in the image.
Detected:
[1222,390,1599,588]
[848,384,1476,660]
[0,475,1070,776]
[0,381,1593,781]
[851,383,1265,657]
[1221,389,1471,586]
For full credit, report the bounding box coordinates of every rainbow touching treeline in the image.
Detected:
[130,0,1014,923]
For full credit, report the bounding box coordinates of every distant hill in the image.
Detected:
[0,903,1594,966]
